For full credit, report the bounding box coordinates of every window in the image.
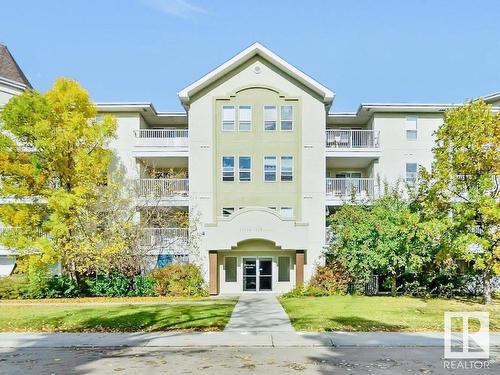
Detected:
[268,207,277,211]
[225,257,237,282]
[222,207,235,217]
[280,207,294,218]
[264,156,277,181]
[278,257,291,282]
[238,106,252,131]
[238,156,251,182]
[280,105,293,130]
[264,105,277,130]
[280,156,293,181]
[222,106,235,131]
[406,163,418,185]
[222,156,235,181]
[405,116,417,140]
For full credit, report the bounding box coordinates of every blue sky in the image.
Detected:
[1,0,499,112]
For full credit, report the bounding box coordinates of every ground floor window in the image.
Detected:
[225,256,237,282]
[278,256,291,282]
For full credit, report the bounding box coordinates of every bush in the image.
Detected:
[132,274,157,297]
[86,273,132,297]
[151,263,207,297]
[0,275,30,299]
[45,274,80,298]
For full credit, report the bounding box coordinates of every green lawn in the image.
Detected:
[280,295,500,332]
[0,301,237,332]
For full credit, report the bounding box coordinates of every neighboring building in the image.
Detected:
[0,43,498,294]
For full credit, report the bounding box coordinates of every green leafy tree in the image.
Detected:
[0,78,118,283]
[418,99,499,304]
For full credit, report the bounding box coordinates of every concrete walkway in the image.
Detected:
[224,293,294,332]
[1,332,499,348]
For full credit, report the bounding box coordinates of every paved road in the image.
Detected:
[0,346,498,374]
[224,293,294,332]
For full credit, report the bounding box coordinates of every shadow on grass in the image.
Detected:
[290,316,407,332]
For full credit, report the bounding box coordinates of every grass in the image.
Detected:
[280,295,500,332]
[0,296,235,304]
[0,300,237,332]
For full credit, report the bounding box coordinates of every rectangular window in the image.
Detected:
[222,105,236,131]
[225,257,237,282]
[239,156,251,182]
[278,257,291,282]
[238,106,252,131]
[280,207,294,218]
[222,207,235,217]
[264,156,277,181]
[264,105,277,131]
[280,156,293,181]
[406,163,418,185]
[222,156,235,181]
[405,115,417,140]
[280,105,293,130]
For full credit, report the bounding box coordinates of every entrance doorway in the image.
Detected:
[242,257,272,292]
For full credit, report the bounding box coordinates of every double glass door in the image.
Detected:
[243,257,272,292]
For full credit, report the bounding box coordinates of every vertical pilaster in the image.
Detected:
[209,251,218,295]
[296,250,305,287]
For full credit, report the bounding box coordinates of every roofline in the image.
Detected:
[178,42,335,107]
[0,76,29,91]
[483,92,500,103]
[95,102,187,117]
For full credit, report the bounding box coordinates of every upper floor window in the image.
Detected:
[405,116,417,140]
[222,156,235,181]
[264,105,277,131]
[239,156,251,182]
[280,207,294,218]
[280,156,293,181]
[406,163,418,185]
[222,106,236,131]
[222,207,235,217]
[264,156,277,181]
[280,105,293,131]
[238,106,252,131]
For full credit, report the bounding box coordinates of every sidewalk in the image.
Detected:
[224,293,294,332]
[1,331,499,348]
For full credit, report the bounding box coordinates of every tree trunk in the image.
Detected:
[391,275,397,296]
[483,272,492,305]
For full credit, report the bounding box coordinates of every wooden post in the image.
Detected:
[296,250,305,288]
[209,251,218,295]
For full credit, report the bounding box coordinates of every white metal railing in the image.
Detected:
[134,129,188,149]
[326,129,380,149]
[326,178,375,198]
[136,179,189,198]
[141,228,189,248]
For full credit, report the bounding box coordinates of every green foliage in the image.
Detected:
[418,99,500,303]
[0,275,30,299]
[86,273,132,297]
[132,275,157,297]
[45,274,80,298]
[152,263,207,297]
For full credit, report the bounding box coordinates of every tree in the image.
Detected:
[0,78,117,283]
[327,189,431,295]
[418,99,500,304]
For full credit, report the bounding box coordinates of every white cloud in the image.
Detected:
[142,0,208,18]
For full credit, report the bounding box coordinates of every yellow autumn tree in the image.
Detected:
[0,78,121,283]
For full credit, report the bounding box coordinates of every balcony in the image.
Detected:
[133,129,189,157]
[141,227,189,253]
[326,178,376,205]
[136,178,189,206]
[326,129,380,158]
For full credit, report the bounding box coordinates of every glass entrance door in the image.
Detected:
[243,258,257,291]
[258,258,272,291]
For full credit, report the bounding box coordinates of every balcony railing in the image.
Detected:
[134,129,188,147]
[136,179,189,198]
[326,129,380,149]
[141,228,189,249]
[326,178,375,198]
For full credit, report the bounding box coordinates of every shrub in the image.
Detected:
[133,274,157,297]
[86,273,132,297]
[308,265,350,295]
[151,263,207,297]
[0,275,30,299]
[45,274,80,298]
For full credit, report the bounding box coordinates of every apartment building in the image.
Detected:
[1,43,499,293]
